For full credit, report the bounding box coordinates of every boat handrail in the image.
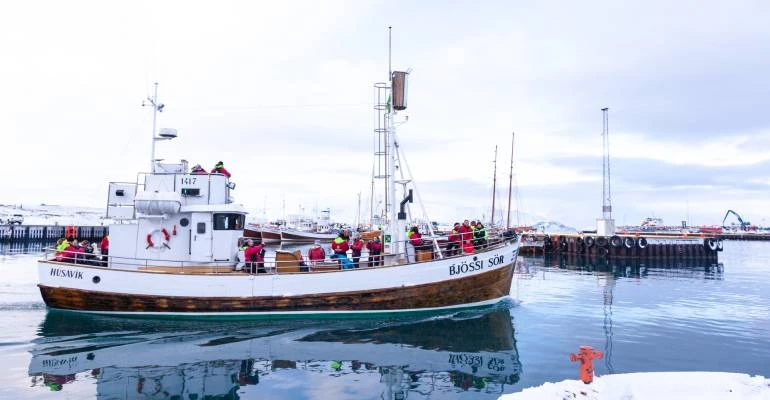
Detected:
[41,234,517,275]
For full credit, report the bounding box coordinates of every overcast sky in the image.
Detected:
[2,0,769,229]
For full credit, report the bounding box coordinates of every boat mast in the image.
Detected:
[506,132,514,230]
[143,82,164,173]
[356,191,362,229]
[387,26,395,234]
[491,145,498,227]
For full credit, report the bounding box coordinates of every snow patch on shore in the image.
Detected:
[500,372,770,400]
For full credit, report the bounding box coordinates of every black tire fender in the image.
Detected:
[610,235,622,248]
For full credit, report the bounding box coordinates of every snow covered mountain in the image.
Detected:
[530,220,578,233]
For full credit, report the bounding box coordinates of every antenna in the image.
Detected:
[388,26,392,81]
[142,82,175,173]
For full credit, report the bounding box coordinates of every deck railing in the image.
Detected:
[41,233,518,275]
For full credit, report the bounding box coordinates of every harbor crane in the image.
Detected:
[722,210,750,229]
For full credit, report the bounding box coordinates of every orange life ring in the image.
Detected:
[146,228,171,249]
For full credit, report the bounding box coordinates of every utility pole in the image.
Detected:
[602,107,612,220]
[597,107,615,235]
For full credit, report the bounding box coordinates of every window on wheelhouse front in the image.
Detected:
[213,213,245,230]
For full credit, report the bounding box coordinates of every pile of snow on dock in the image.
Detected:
[500,372,769,400]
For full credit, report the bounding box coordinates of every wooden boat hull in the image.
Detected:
[280,229,337,242]
[37,242,518,316]
[243,227,262,239]
[259,228,281,243]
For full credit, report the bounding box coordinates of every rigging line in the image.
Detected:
[392,138,413,224]
[395,134,443,257]
[174,103,371,111]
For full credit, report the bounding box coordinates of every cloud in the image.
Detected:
[2,1,770,229]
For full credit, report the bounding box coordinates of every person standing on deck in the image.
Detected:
[366,236,382,267]
[245,239,266,273]
[474,221,488,250]
[308,240,326,267]
[210,161,231,178]
[99,234,109,264]
[407,226,422,263]
[446,223,461,256]
[458,220,474,254]
[331,231,353,269]
[350,235,364,268]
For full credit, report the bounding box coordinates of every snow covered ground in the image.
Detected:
[500,372,770,400]
[0,204,109,226]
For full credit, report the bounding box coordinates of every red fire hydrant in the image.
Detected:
[570,345,603,384]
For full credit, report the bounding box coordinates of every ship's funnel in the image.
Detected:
[391,71,409,111]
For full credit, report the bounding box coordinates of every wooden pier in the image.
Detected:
[518,233,720,261]
[0,225,108,243]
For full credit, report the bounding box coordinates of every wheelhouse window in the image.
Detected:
[213,213,245,230]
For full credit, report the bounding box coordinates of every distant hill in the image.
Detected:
[530,220,577,233]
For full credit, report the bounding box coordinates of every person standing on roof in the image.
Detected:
[211,161,231,178]
[191,164,208,175]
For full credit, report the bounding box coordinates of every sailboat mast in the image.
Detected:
[356,191,362,229]
[491,145,498,227]
[506,132,514,230]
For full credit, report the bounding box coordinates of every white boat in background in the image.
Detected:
[280,228,337,242]
[36,67,519,317]
[640,217,663,231]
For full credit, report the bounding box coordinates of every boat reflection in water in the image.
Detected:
[29,306,521,398]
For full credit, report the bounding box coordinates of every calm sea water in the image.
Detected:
[0,241,768,399]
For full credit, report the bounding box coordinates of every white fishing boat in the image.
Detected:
[36,70,519,317]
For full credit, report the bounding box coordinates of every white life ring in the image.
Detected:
[146,228,171,249]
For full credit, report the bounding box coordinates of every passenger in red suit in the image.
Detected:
[210,161,231,178]
[244,239,266,273]
[458,220,474,254]
[308,240,326,266]
[331,231,353,269]
[350,236,364,268]
[366,236,383,267]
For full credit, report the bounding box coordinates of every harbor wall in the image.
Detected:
[519,233,720,261]
[0,225,108,243]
